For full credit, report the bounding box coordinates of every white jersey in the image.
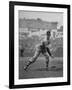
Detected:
[35,39,51,52]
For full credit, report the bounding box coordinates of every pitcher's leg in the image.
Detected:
[46,56,49,69]
[24,49,40,70]
[43,53,49,70]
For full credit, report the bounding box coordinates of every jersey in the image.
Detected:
[35,39,51,54]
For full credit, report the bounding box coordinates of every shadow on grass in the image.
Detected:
[33,66,63,71]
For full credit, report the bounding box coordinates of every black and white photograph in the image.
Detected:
[19,11,63,79]
[9,1,70,88]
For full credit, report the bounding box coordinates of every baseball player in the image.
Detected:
[24,31,54,71]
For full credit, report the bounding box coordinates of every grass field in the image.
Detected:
[19,57,63,79]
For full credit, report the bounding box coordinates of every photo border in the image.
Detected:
[9,1,70,89]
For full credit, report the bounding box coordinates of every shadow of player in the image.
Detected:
[33,66,63,71]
